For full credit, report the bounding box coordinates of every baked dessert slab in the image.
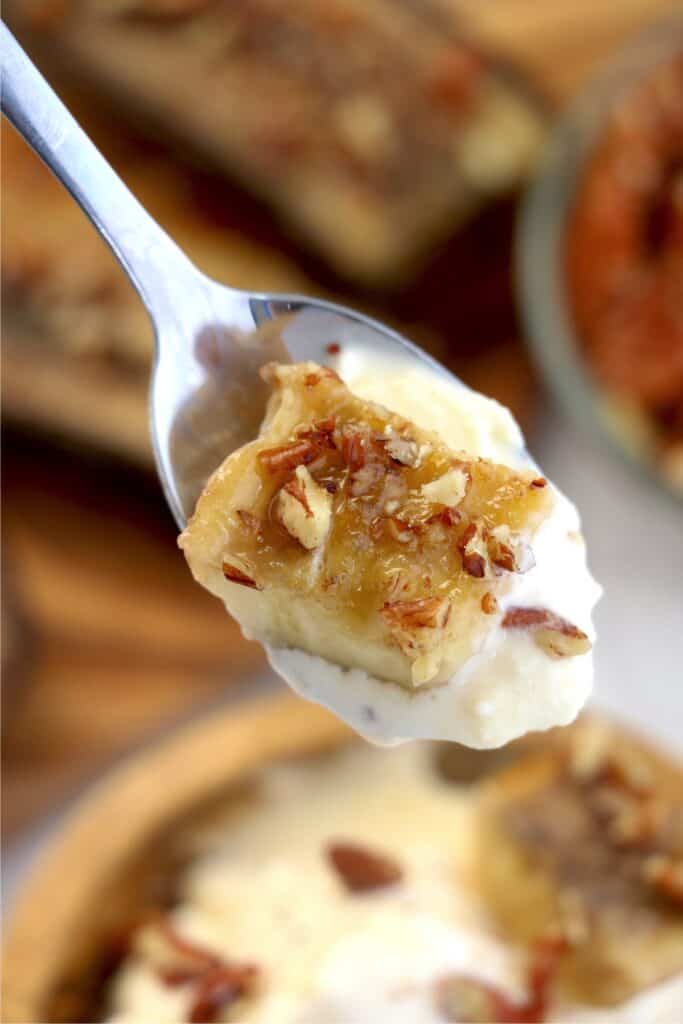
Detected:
[8,0,546,284]
[478,719,683,1006]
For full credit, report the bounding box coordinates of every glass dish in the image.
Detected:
[517,17,683,508]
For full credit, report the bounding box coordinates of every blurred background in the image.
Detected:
[2,0,682,889]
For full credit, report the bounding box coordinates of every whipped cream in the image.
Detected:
[268,362,601,748]
[107,743,681,1024]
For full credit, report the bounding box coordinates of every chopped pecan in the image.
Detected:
[487,525,535,574]
[381,596,451,631]
[326,342,341,355]
[222,562,261,589]
[276,466,332,550]
[281,475,312,517]
[421,466,470,508]
[327,841,403,892]
[458,521,489,578]
[258,439,320,475]
[481,591,498,615]
[384,435,421,467]
[502,607,591,658]
[297,418,338,450]
[531,477,548,489]
[427,506,462,528]
[386,516,418,544]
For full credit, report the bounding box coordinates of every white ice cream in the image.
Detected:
[107,743,682,1024]
[268,363,602,748]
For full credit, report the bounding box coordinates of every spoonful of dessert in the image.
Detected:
[2,25,601,748]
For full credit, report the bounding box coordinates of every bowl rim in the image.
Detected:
[2,694,350,1024]
[517,15,683,512]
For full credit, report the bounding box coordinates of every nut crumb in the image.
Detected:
[276,466,332,549]
[222,562,261,589]
[503,607,591,658]
[327,841,403,892]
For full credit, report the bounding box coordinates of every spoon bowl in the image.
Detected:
[2,24,458,528]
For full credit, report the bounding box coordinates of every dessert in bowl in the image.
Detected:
[519,20,683,502]
[3,699,682,1023]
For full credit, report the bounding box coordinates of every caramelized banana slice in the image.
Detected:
[180,362,558,690]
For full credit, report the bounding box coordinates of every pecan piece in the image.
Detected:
[487,525,535,575]
[327,841,403,892]
[381,596,451,632]
[384,435,421,467]
[481,591,498,615]
[222,562,261,590]
[258,439,321,475]
[503,607,591,658]
[458,521,489,578]
[276,466,332,550]
[421,466,470,508]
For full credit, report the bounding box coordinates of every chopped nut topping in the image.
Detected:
[276,466,332,550]
[222,562,261,589]
[137,920,259,1023]
[381,597,451,682]
[531,477,548,488]
[481,591,498,615]
[182,362,556,691]
[384,435,421,467]
[488,524,535,574]
[503,607,591,658]
[381,596,451,633]
[258,439,321,475]
[327,841,403,892]
[325,342,341,355]
[421,466,470,507]
[458,520,489,578]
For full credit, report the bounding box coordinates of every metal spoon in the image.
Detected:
[2,25,457,529]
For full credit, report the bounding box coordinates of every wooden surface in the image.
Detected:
[2,0,676,846]
[1,437,267,841]
[3,696,350,1023]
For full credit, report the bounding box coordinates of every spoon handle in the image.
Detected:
[1,23,198,322]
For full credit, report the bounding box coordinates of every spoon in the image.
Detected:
[1,25,458,529]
